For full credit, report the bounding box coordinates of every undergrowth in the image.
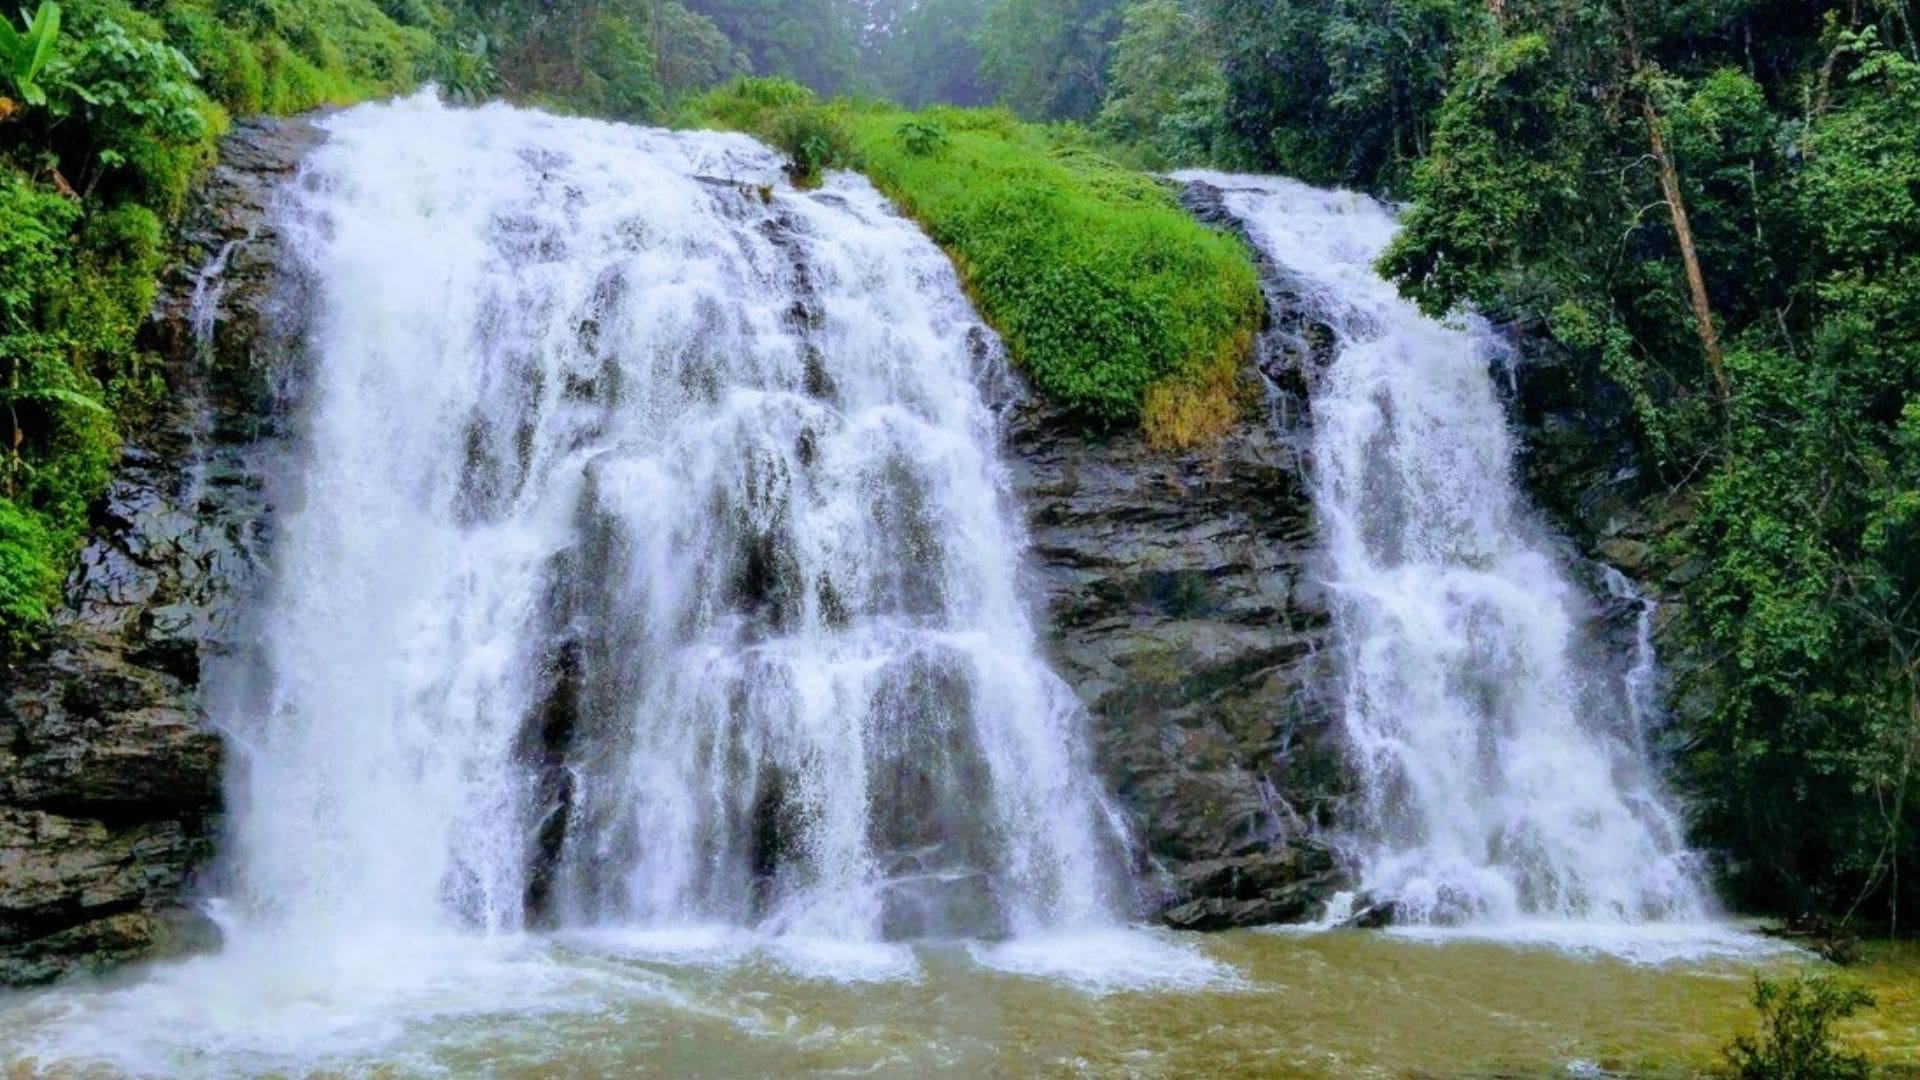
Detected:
[0,0,459,652]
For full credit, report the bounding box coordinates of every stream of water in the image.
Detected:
[1177,172,1710,932]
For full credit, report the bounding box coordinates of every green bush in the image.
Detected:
[768,104,852,186]
[1722,974,1875,1080]
[0,174,116,641]
[894,117,946,157]
[0,498,60,642]
[841,103,1260,430]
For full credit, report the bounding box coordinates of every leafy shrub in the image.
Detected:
[0,174,113,640]
[0,498,59,641]
[768,103,851,186]
[1723,974,1875,1080]
[58,12,216,207]
[0,1,62,107]
[894,117,945,157]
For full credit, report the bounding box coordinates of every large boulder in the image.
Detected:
[1006,360,1351,929]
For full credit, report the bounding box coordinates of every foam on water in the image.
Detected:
[968,928,1247,995]
[1377,921,1799,967]
[1,934,641,1079]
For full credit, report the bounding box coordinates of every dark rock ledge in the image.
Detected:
[0,116,321,985]
[1007,398,1351,929]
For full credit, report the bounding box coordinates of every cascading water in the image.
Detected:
[1178,173,1710,930]
[0,96,1226,1078]
[231,93,1132,954]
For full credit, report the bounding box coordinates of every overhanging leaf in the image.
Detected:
[9,386,109,414]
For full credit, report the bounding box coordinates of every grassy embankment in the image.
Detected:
[678,78,1264,447]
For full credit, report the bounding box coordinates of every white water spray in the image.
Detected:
[221,93,1130,959]
[1180,173,1709,928]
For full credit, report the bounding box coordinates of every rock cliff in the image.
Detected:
[1004,180,1355,929]
[0,116,318,984]
[1007,398,1350,928]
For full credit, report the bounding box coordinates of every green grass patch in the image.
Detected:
[678,79,1263,434]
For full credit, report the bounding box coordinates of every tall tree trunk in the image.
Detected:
[1619,1,1729,403]
[1640,101,1730,402]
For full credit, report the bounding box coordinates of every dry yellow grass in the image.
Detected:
[1141,341,1258,451]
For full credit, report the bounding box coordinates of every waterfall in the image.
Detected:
[1179,173,1709,929]
[224,93,1129,956]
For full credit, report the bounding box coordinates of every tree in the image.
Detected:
[1096,0,1226,166]
[681,0,863,94]
[1723,974,1874,1080]
[653,0,748,98]
[1203,0,1474,188]
[1621,3,1727,401]
[870,0,995,107]
[977,0,1121,119]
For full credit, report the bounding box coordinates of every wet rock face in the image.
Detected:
[1006,395,1350,930]
[0,116,320,985]
[1500,335,1725,742]
[989,179,1358,931]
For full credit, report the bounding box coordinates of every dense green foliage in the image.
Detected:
[679,79,1261,432]
[1368,4,1920,930]
[2,0,227,649]
[867,0,993,108]
[1723,973,1875,1080]
[679,0,859,95]
[1094,0,1223,166]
